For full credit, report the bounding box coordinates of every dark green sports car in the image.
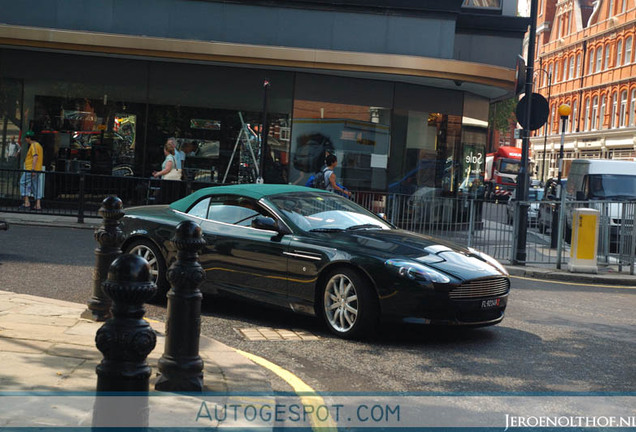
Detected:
[120,184,510,339]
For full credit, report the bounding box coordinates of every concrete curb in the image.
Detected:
[0,212,100,230]
[506,265,636,286]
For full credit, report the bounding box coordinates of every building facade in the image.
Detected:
[0,0,527,196]
[531,0,636,181]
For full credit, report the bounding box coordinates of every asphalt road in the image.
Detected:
[1,225,634,393]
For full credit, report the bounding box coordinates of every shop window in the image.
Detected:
[147,105,290,185]
[289,75,393,191]
[32,95,140,176]
[0,78,23,171]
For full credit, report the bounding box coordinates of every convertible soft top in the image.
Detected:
[169,184,329,212]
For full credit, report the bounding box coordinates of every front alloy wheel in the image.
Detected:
[126,239,168,302]
[321,268,378,339]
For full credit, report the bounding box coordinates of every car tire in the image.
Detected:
[319,267,379,339]
[125,239,169,303]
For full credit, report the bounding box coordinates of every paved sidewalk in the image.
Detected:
[0,290,274,427]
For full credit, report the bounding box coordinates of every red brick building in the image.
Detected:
[530,0,636,181]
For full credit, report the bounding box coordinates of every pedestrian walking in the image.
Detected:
[19,131,44,211]
[323,154,352,197]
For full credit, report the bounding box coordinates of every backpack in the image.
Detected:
[312,166,332,189]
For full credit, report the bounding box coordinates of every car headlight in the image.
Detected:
[467,248,509,276]
[384,259,450,284]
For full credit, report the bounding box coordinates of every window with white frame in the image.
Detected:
[610,93,618,128]
[572,100,578,132]
[625,37,632,64]
[549,106,554,135]
[622,0,626,13]
[569,57,575,80]
[617,40,623,66]
[620,90,628,127]
[630,89,636,126]
[585,98,591,131]
[592,96,599,130]
[596,46,603,72]
[609,0,615,16]
[604,45,611,70]
[588,49,595,74]
[600,95,606,129]
[562,60,567,81]
[576,54,581,77]
[548,62,554,84]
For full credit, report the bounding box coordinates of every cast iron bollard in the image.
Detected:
[155,221,206,392]
[95,253,157,391]
[82,196,125,321]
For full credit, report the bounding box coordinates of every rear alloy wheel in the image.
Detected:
[125,239,168,303]
[321,268,378,339]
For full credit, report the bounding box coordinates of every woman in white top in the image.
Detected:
[153,142,177,179]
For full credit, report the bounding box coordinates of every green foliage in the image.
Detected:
[489,98,517,133]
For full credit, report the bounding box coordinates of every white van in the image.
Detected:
[565,159,636,245]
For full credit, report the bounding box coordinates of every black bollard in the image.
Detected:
[155,221,206,392]
[82,196,125,321]
[95,254,157,391]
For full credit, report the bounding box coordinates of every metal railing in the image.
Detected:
[2,167,634,274]
[0,168,215,221]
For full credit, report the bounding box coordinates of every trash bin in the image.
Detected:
[568,208,599,274]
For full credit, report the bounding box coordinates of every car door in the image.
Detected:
[197,194,289,305]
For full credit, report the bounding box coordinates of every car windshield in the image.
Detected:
[588,174,636,199]
[268,192,392,232]
[499,159,521,174]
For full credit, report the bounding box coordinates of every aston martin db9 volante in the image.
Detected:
[120,184,510,338]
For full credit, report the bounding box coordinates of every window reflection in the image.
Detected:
[462,0,502,8]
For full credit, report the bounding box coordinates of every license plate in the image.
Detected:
[481,298,501,309]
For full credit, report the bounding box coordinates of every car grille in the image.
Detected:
[449,277,510,300]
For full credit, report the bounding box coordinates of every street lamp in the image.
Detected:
[551,103,571,250]
[535,68,552,182]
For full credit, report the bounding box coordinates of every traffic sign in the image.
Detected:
[515,92,549,130]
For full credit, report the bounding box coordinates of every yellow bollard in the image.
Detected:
[567,208,599,274]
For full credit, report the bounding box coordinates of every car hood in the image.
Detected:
[333,229,505,280]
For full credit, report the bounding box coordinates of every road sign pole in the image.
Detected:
[514,0,538,265]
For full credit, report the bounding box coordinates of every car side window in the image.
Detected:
[206,196,270,226]
[188,197,211,219]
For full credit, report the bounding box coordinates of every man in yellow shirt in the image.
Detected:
[19,131,44,211]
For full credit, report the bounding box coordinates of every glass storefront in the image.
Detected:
[0,48,490,199]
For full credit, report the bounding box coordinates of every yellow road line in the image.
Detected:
[511,275,636,289]
[235,349,338,432]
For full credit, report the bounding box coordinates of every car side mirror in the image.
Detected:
[251,216,290,234]
[576,191,586,201]
[252,216,279,231]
